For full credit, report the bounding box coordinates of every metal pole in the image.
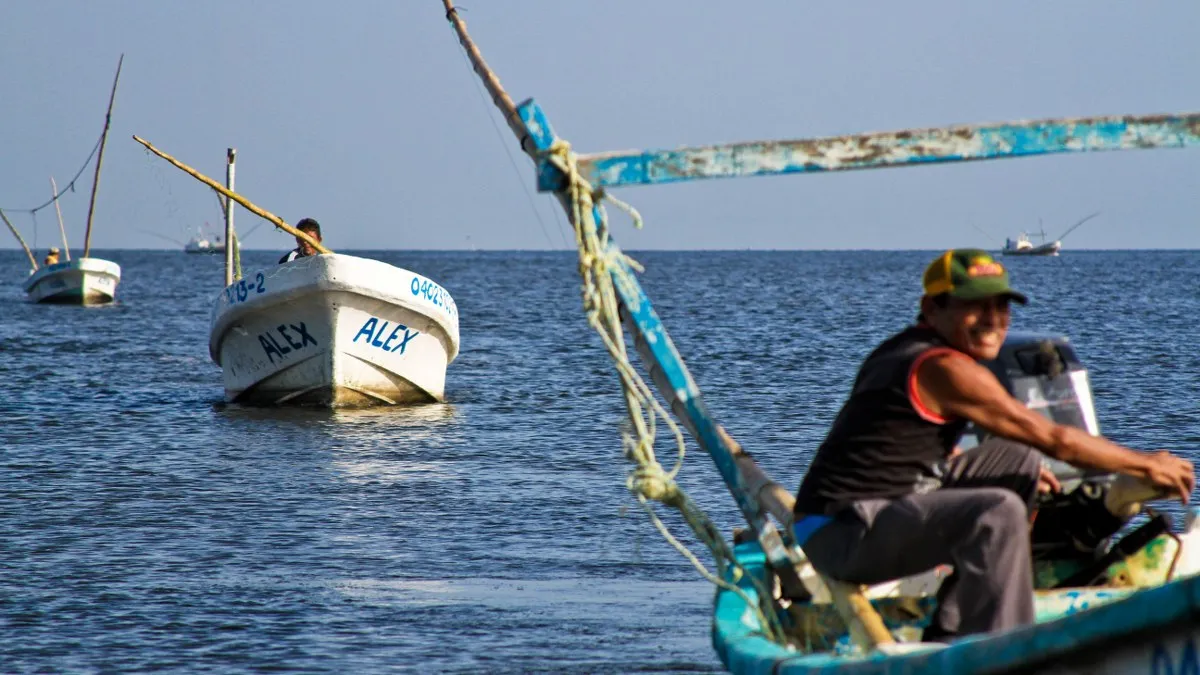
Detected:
[224,148,236,286]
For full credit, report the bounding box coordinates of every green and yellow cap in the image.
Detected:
[922,249,1028,304]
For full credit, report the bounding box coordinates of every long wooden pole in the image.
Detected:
[131,135,331,254]
[441,1,538,159]
[0,208,38,272]
[83,54,124,258]
[50,177,70,260]
[224,148,236,286]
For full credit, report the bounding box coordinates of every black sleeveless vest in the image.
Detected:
[794,325,968,515]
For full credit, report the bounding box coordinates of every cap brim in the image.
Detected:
[950,287,1028,305]
[1004,290,1028,305]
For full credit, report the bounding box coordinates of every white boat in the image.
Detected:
[184,235,234,254]
[1001,213,1100,257]
[208,253,460,407]
[16,56,126,305]
[1002,232,1060,256]
[22,258,121,304]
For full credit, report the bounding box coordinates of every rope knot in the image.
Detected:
[631,464,683,506]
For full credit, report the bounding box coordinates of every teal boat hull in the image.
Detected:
[714,541,1200,674]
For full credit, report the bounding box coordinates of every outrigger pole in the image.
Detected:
[82,54,123,259]
[131,136,331,257]
[0,208,38,272]
[571,115,1200,189]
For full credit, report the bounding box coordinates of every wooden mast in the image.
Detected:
[50,177,70,260]
[82,54,124,258]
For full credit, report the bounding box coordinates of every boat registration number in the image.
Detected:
[411,277,456,318]
[224,272,266,304]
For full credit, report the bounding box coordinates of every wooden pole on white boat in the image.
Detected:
[50,177,70,261]
[0,208,38,272]
[83,54,124,259]
[131,135,332,255]
[224,148,236,286]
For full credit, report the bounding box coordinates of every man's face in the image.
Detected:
[924,295,1011,360]
[296,229,321,256]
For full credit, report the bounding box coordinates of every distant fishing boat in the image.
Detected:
[132,142,460,407]
[184,234,233,254]
[1002,212,1100,257]
[10,56,126,305]
[442,3,1200,673]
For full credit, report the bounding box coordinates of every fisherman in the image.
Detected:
[793,248,1195,642]
[43,247,61,266]
[278,218,323,264]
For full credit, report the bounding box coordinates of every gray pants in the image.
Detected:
[802,438,1041,639]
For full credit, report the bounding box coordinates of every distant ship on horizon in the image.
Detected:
[184,233,236,254]
[1000,212,1100,257]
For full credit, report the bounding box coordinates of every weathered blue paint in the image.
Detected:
[516,100,568,192]
[715,541,1200,675]
[572,113,1200,188]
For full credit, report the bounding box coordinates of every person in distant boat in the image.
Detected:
[278,218,323,264]
[43,247,61,266]
[792,248,1195,643]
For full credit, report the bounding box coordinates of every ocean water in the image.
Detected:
[2,249,1199,673]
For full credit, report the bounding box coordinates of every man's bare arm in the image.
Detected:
[916,353,1194,502]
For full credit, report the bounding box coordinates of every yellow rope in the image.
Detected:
[544,140,787,643]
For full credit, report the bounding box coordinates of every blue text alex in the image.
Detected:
[353,317,420,355]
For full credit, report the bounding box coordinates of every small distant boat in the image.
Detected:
[1002,212,1100,257]
[184,234,234,254]
[208,254,460,406]
[23,258,121,304]
[7,56,126,305]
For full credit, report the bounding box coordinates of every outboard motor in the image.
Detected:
[960,332,1133,561]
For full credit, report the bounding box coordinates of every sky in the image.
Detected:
[1,1,1197,252]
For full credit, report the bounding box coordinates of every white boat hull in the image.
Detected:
[22,258,121,304]
[209,254,460,407]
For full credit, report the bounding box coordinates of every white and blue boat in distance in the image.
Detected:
[22,56,126,306]
[23,258,121,304]
[208,253,460,407]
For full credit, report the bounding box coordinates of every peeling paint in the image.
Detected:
[575,113,1200,189]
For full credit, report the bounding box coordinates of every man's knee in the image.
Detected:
[978,488,1031,535]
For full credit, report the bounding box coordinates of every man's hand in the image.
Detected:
[1142,451,1196,504]
[1037,464,1061,495]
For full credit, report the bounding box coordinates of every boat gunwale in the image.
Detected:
[208,254,460,363]
[715,540,1200,674]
